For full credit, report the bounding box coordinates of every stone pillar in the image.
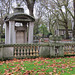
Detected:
[25,31,27,43]
[9,21,16,44]
[23,23,27,43]
[39,46,50,57]
[5,22,9,44]
[28,22,34,44]
[50,46,55,57]
[58,46,64,57]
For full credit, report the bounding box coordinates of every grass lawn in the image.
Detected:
[0,57,75,75]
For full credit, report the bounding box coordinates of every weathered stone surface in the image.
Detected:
[16,31,25,44]
[3,47,14,58]
[58,46,64,56]
[9,21,16,44]
[5,7,35,44]
[4,6,35,22]
[4,13,35,22]
[15,26,26,31]
[50,45,64,57]
[50,46,55,57]
[5,23,9,44]
[39,46,50,57]
[0,48,3,59]
[28,22,34,44]
[14,7,24,13]
[0,43,64,60]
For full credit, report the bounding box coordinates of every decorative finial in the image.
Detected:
[16,0,21,7]
[17,4,20,7]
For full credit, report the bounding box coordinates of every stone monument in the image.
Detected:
[4,7,35,44]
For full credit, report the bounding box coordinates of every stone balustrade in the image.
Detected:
[63,43,75,55]
[14,45,39,57]
[0,43,75,60]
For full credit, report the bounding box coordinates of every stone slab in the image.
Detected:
[3,47,14,58]
[39,46,50,57]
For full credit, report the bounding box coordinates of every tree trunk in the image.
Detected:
[49,21,51,32]
[28,6,34,16]
[26,0,36,16]
[43,28,44,38]
[73,0,75,38]
[73,24,75,38]
[0,27,1,43]
[65,26,69,39]
[0,11,3,43]
[0,23,3,43]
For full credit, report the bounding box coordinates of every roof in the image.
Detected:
[4,13,35,22]
[4,7,35,22]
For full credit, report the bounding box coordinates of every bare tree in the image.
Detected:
[0,7,4,42]
[64,0,75,38]
[0,0,14,42]
[41,0,72,39]
[73,0,75,38]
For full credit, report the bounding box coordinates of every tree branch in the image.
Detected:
[67,8,74,19]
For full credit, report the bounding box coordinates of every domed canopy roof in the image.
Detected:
[4,7,35,22]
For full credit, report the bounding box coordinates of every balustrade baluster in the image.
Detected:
[36,46,39,56]
[22,46,24,56]
[14,47,17,57]
[33,46,35,56]
[18,47,20,56]
[30,46,32,56]
[27,46,29,56]
[24,46,26,56]
[20,46,23,56]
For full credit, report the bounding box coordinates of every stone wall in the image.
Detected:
[40,43,64,57]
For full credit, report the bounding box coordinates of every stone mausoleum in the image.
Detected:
[4,7,35,44]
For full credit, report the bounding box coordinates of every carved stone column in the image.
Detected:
[5,22,9,44]
[28,22,34,44]
[9,21,16,44]
[25,30,27,43]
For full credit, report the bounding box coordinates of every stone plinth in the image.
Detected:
[39,46,50,57]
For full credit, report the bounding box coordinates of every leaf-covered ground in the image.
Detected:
[0,56,75,75]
